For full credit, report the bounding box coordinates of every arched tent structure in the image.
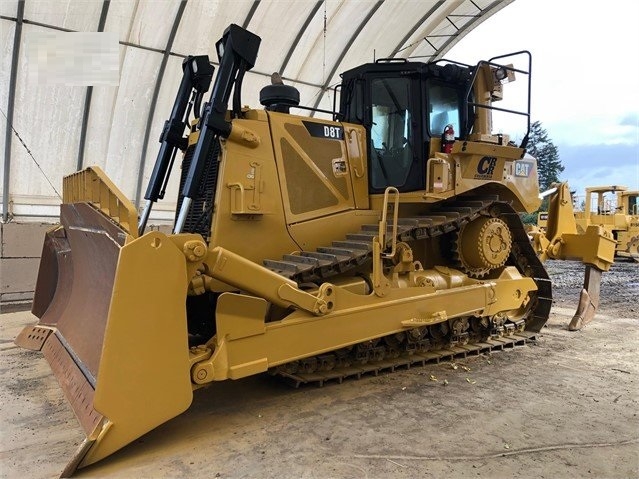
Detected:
[1,0,513,222]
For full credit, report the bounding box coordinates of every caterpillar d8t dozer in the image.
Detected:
[15,24,615,475]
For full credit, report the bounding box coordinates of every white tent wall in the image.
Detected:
[83,81,117,176]
[0,0,513,309]
[125,1,183,50]
[10,23,86,215]
[172,0,253,55]
[137,53,188,219]
[102,46,162,199]
[249,1,321,75]
[24,0,102,31]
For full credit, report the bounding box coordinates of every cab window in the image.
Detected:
[369,77,413,189]
[428,82,461,138]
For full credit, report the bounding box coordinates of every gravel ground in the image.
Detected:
[546,259,639,316]
[0,260,637,479]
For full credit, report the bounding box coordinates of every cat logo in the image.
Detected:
[514,161,534,177]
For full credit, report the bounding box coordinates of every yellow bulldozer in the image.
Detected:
[15,24,615,475]
[574,185,639,262]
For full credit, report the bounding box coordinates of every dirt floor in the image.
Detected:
[0,260,637,479]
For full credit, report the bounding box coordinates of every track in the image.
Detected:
[263,197,552,386]
[274,331,538,387]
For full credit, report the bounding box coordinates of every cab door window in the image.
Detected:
[369,77,414,189]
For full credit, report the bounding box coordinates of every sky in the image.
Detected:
[447,0,639,200]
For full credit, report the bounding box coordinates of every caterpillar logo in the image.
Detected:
[515,161,534,177]
[474,156,497,179]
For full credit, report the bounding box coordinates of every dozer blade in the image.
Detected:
[568,265,602,331]
[15,203,193,476]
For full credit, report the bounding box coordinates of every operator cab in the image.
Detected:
[626,193,639,215]
[339,59,473,194]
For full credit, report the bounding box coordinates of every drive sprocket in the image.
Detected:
[453,216,512,278]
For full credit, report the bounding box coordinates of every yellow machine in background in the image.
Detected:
[574,186,639,262]
[15,24,615,476]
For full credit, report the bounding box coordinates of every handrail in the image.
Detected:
[462,51,532,149]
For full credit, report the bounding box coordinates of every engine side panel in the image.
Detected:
[207,113,300,266]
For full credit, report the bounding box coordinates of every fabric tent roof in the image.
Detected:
[0,0,513,222]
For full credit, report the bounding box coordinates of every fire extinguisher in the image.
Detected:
[441,124,455,153]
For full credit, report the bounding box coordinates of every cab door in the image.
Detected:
[366,73,424,193]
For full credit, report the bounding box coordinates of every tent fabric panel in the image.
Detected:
[170,0,255,58]
[82,82,119,172]
[399,1,510,60]
[0,1,17,17]
[102,0,138,44]
[277,0,341,81]
[23,0,102,32]
[136,54,185,212]
[123,0,183,51]
[102,46,162,200]
[291,0,376,85]
[347,0,443,60]
[324,0,445,89]
[9,23,85,201]
[246,1,319,73]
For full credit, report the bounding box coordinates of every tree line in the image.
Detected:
[521,120,564,224]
